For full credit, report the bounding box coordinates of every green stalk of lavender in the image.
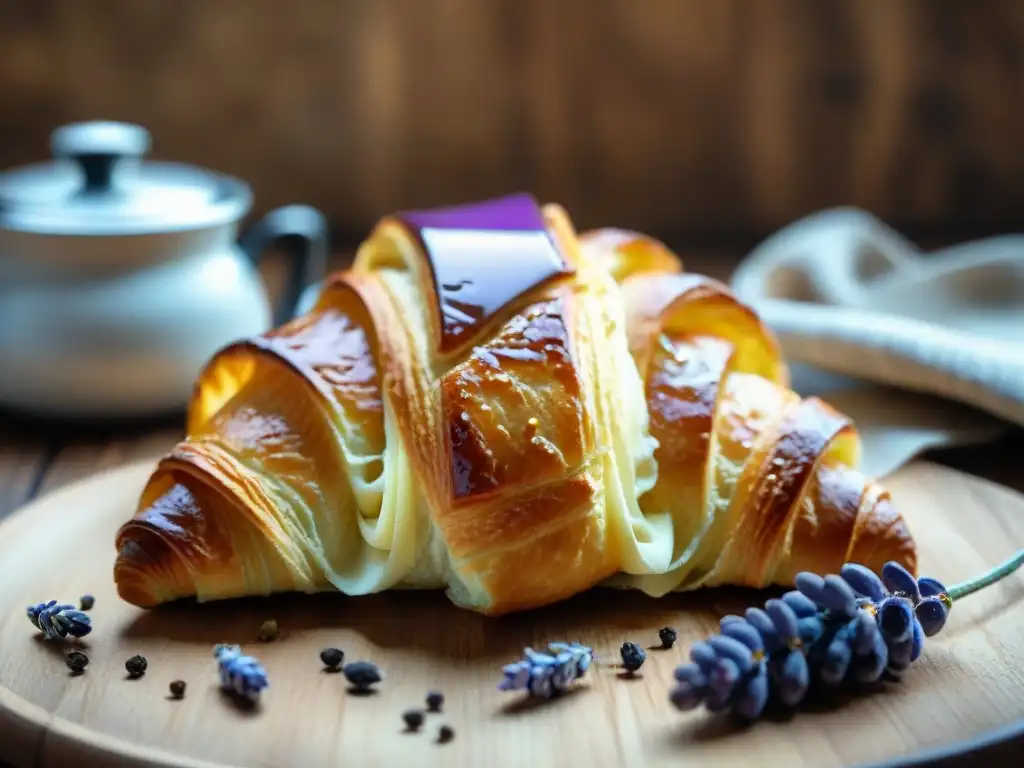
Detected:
[947,549,1024,601]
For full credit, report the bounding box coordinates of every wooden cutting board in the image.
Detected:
[1,459,1022,768]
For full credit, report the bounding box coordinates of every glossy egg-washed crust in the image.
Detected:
[114,194,916,615]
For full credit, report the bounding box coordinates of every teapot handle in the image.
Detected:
[240,205,329,326]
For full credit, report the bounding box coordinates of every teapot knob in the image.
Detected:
[50,121,151,195]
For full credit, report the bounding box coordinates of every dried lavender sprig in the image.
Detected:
[669,549,1023,720]
[214,644,268,703]
[498,642,593,699]
[26,600,92,641]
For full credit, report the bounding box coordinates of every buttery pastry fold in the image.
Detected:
[114,194,916,615]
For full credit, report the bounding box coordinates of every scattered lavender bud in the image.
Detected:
[169,680,187,699]
[620,642,646,673]
[27,601,92,641]
[841,564,886,601]
[344,661,383,691]
[258,619,279,643]
[79,595,95,611]
[499,643,591,698]
[437,724,455,744]
[426,690,444,712]
[882,562,920,602]
[320,648,344,670]
[125,655,148,679]
[658,626,678,649]
[66,650,89,674]
[402,709,425,731]
[214,644,268,702]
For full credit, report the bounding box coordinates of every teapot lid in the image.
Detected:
[0,121,252,235]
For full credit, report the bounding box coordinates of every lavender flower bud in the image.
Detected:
[879,597,914,644]
[214,645,268,702]
[732,668,769,720]
[499,661,530,691]
[721,620,765,653]
[886,637,914,674]
[821,575,858,617]
[674,663,707,687]
[915,596,949,637]
[852,632,889,683]
[797,615,825,647]
[744,607,780,650]
[821,627,854,685]
[551,651,577,689]
[550,642,593,676]
[27,601,92,641]
[708,635,754,674]
[690,641,718,672]
[909,618,924,662]
[917,576,947,598]
[765,599,799,643]
[795,572,826,605]
[499,643,592,698]
[852,609,880,655]
[771,650,809,706]
[528,665,554,698]
[720,614,745,628]
[705,687,731,713]
[670,681,705,711]
[840,563,887,602]
[781,590,818,618]
[882,562,920,603]
[708,658,740,697]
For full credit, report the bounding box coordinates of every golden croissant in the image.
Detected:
[114,194,916,615]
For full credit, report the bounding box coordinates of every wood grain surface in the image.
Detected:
[0,457,1023,768]
[2,0,1024,240]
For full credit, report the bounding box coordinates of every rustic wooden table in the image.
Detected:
[1,249,1022,767]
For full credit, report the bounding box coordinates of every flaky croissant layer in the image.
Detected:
[114,194,916,615]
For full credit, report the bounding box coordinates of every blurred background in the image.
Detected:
[1,0,1023,520]
[4,0,1024,247]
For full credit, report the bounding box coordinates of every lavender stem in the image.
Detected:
[947,549,1024,602]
